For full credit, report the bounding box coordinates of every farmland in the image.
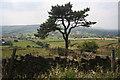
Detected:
[1,25,120,79]
[2,37,119,57]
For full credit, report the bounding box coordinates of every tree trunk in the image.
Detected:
[65,38,68,50]
[64,35,68,57]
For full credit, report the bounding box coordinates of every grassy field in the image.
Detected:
[43,38,117,48]
[2,38,119,57]
[2,47,54,57]
[13,40,41,48]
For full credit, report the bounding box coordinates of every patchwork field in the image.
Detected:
[2,38,119,58]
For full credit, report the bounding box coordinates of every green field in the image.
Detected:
[13,40,41,48]
[2,47,52,57]
[2,38,119,57]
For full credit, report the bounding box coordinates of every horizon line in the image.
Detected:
[0,24,118,30]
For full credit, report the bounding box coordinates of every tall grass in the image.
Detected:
[40,64,120,79]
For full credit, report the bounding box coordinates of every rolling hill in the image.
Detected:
[1,24,118,38]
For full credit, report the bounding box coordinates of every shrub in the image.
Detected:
[77,41,99,53]
[3,41,13,46]
[118,38,120,43]
[36,41,49,48]
[43,43,50,48]
[57,47,65,56]
[36,41,43,46]
[14,40,18,42]
[26,45,31,48]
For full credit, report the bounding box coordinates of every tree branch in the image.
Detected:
[68,20,78,35]
[68,25,76,35]
[58,29,64,34]
[62,34,65,39]
[57,28,66,39]
[62,18,67,29]
[66,20,70,29]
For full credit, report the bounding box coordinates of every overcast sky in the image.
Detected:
[0,0,119,30]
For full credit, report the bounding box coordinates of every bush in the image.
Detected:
[14,40,18,42]
[3,41,13,46]
[57,47,65,56]
[118,38,120,43]
[36,41,49,48]
[36,41,43,46]
[43,43,50,48]
[77,41,99,53]
[26,45,31,48]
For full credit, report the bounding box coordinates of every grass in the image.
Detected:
[45,39,117,48]
[48,42,65,48]
[46,64,119,79]
[2,47,53,57]
[13,40,41,48]
[46,38,64,42]
[2,38,118,57]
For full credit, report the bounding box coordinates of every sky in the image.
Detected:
[0,0,119,30]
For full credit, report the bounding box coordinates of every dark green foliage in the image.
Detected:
[36,41,49,48]
[26,45,31,48]
[3,41,13,46]
[36,41,43,46]
[2,39,5,41]
[14,40,18,42]
[118,38,120,43]
[77,41,99,53]
[43,43,50,48]
[34,18,58,39]
[35,2,96,49]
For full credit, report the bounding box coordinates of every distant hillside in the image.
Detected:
[1,25,118,38]
[2,25,39,34]
[70,27,118,38]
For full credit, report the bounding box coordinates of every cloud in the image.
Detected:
[0,2,44,11]
[87,2,118,30]
[0,0,119,2]
[0,0,118,30]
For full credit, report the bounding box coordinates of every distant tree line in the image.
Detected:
[2,41,13,46]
